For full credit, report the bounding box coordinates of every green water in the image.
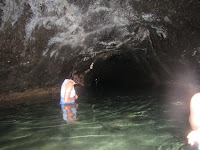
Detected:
[0,89,196,150]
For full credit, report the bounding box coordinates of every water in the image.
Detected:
[0,89,197,150]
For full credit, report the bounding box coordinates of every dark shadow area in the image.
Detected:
[88,52,160,91]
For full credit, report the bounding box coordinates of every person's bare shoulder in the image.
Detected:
[66,81,73,87]
[191,93,200,108]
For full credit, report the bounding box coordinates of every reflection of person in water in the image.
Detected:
[61,103,79,123]
[187,93,200,146]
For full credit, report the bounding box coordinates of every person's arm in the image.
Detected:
[76,103,79,109]
[64,82,77,103]
[190,93,200,130]
[187,93,200,145]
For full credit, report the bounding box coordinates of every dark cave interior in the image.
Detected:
[1,0,200,96]
[73,48,169,93]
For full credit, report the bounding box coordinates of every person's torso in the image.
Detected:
[60,79,76,103]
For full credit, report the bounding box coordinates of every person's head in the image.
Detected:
[71,71,84,86]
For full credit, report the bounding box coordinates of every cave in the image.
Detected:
[1,1,200,149]
[84,52,158,90]
[91,52,151,88]
[0,0,200,95]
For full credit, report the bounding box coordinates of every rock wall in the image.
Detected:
[0,0,200,93]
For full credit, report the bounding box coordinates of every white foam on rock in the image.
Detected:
[142,13,155,22]
[151,25,167,39]
[0,1,24,29]
[0,0,168,57]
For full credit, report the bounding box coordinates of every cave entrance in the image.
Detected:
[91,52,156,90]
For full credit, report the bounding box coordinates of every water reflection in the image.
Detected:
[61,103,79,123]
[0,91,196,150]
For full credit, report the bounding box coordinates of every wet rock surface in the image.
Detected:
[0,0,200,94]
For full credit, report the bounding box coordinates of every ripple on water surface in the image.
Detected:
[0,92,195,150]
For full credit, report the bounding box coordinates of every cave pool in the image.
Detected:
[0,89,196,150]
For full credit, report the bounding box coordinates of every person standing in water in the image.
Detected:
[187,93,200,146]
[60,71,83,104]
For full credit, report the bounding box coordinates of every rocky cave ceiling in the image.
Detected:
[0,0,200,93]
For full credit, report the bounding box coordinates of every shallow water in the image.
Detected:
[0,89,197,150]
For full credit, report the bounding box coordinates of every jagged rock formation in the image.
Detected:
[0,0,200,93]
